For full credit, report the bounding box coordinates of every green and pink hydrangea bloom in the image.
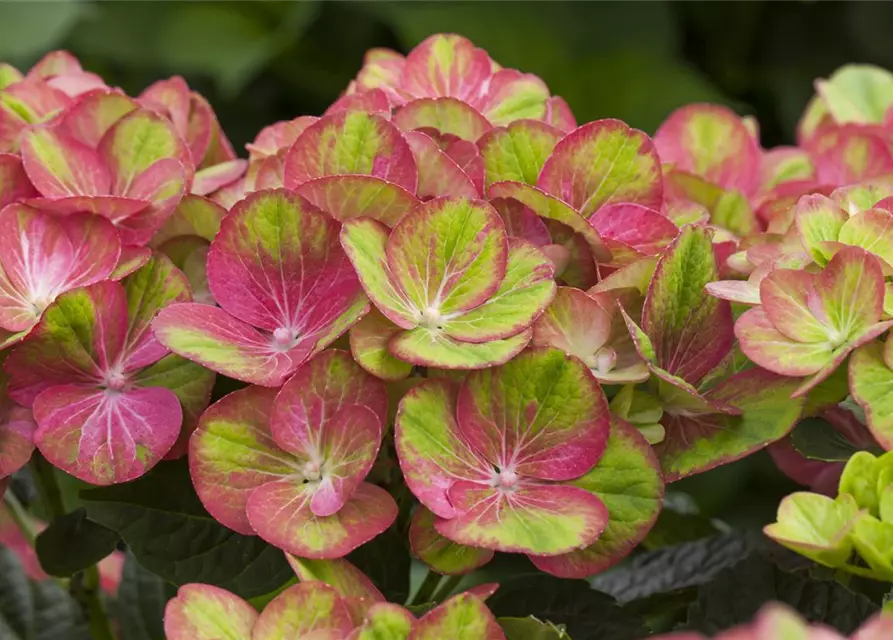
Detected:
[3,256,214,484]
[164,580,504,640]
[189,350,397,558]
[395,347,663,577]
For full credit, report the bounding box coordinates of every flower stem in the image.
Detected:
[30,454,66,519]
[411,569,443,605]
[77,565,115,640]
[431,574,463,603]
[3,491,37,545]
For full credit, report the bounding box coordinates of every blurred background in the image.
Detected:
[4,0,891,150]
[1,0,883,528]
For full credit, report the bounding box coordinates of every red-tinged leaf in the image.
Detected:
[663,169,759,237]
[286,556,385,603]
[53,89,137,149]
[394,98,492,142]
[404,130,478,199]
[284,111,417,192]
[20,125,109,197]
[270,351,386,503]
[479,119,563,187]
[0,153,37,208]
[252,582,355,640]
[530,418,663,578]
[340,217,422,329]
[795,194,847,264]
[109,245,152,281]
[119,254,191,371]
[152,303,314,387]
[349,602,416,640]
[0,207,120,331]
[411,593,505,640]
[533,287,648,384]
[0,80,70,152]
[33,384,181,485]
[395,379,492,519]
[196,190,367,375]
[544,96,576,132]
[349,310,413,381]
[657,368,805,481]
[139,75,191,137]
[457,348,609,481]
[642,226,733,384]
[654,104,761,198]
[294,175,420,227]
[164,583,256,640]
[325,89,392,117]
[5,282,126,405]
[850,340,893,451]
[442,137,485,195]
[437,481,609,555]
[401,34,491,102]
[590,203,679,257]
[410,506,494,575]
[735,307,840,377]
[759,269,834,343]
[190,385,291,535]
[814,247,886,338]
[806,125,893,186]
[388,326,533,369]
[487,180,611,263]
[838,208,893,268]
[0,384,35,478]
[109,159,188,245]
[489,197,552,247]
[387,197,507,316]
[440,239,554,343]
[538,119,663,216]
[246,481,398,559]
[473,69,550,126]
[150,194,225,247]
[192,159,246,196]
[98,108,193,197]
[247,116,318,160]
[761,146,816,193]
[355,47,405,98]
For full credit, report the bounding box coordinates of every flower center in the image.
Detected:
[490,467,519,491]
[419,306,443,330]
[302,460,322,482]
[103,366,129,392]
[272,327,297,351]
[592,346,617,374]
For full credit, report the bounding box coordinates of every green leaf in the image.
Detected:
[590,533,760,604]
[81,460,293,599]
[790,417,869,462]
[115,553,174,640]
[0,546,90,640]
[499,617,571,640]
[487,576,648,640]
[346,527,411,605]
[686,555,879,635]
[34,508,119,578]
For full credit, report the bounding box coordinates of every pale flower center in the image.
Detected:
[302,460,322,482]
[490,468,519,492]
[272,327,297,350]
[593,346,618,374]
[419,306,443,330]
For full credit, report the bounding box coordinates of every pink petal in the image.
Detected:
[33,384,181,485]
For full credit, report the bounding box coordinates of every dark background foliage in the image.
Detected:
[5,0,889,150]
